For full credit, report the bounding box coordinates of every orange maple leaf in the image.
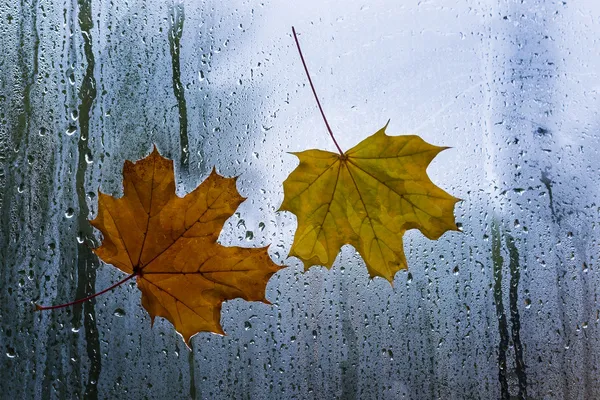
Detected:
[87,147,281,344]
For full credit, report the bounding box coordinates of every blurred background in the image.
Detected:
[1,0,600,399]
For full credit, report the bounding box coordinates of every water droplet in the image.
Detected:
[85,153,93,164]
[65,208,74,218]
[38,127,47,136]
[245,231,254,241]
[258,222,266,231]
[6,348,16,359]
[113,308,126,317]
[66,126,77,136]
[244,321,252,330]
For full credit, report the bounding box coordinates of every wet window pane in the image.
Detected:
[1,1,599,399]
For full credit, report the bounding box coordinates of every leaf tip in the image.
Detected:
[147,144,170,165]
[123,159,134,172]
[182,333,197,349]
[301,260,315,273]
[261,298,272,306]
[368,270,396,285]
[451,222,464,233]
[213,326,226,337]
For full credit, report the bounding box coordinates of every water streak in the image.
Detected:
[73,0,101,397]
[168,3,189,170]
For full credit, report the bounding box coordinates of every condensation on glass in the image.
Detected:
[1,1,599,399]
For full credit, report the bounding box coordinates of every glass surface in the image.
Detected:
[1,1,600,399]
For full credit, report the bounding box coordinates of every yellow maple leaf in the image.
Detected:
[282,27,459,282]
[280,124,459,282]
[89,147,282,344]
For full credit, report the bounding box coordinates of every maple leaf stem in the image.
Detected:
[292,26,344,155]
[35,272,138,311]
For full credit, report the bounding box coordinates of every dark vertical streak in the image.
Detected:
[340,316,358,400]
[168,3,189,169]
[14,0,37,156]
[340,273,358,400]
[541,170,559,224]
[491,220,509,400]
[188,346,197,400]
[2,0,39,395]
[541,169,572,398]
[505,235,528,399]
[2,0,39,246]
[74,0,101,398]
